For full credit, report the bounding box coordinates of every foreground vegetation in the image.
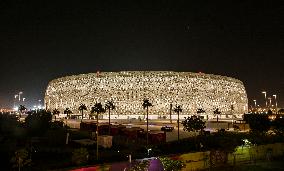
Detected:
[1,111,284,170]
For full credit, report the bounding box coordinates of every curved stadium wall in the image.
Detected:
[44,71,248,119]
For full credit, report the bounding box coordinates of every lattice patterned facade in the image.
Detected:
[45,71,248,118]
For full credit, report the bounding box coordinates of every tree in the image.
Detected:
[213,108,221,123]
[202,132,243,167]
[243,114,270,134]
[160,157,185,171]
[105,100,115,135]
[271,116,284,135]
[25,110,52,136]
[169,103,173,123]
[52,109,60,121]
[129,160,150,171]
[197,108,206,120]
[174,105,182,141]
[182,115,206,133]
[182,115,206,149]
[72,148,89,166]
[78,104,87,122]
[10,148,31,171]
[18,105,26,118]
[64,108,72,119]
[0,112,21,138]
[142,99,153,146]
[91,102,106,160]
[197,108,205,114]
[278,108,284,114]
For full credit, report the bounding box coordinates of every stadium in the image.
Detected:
[44,71,248,119]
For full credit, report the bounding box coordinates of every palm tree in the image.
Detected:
[197,108,205,114]
[91,102,106,160]
[52,108,60,121]
[78,104,87,122]
[105,101,115,135]
[64,108,72,119]
[174,105,182,141]
[142,99,153,146]
[11,148,31,171]
[18,105,27,118]
[197,108,206,120]
[214,108,221,129]
[169,103,173,123]
[213,108,221,120]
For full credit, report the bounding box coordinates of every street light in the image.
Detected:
[273,95,278,114]
[253,100,257,108]
[22,97,26,107]
[38,100,42,109]
[262,91,267,110]
[268,97,272,108]
[147,148,152,156]
[18,92,23,101]
[14,94,18,109]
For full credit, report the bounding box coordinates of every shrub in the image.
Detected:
[72,148,89,165]
[244,114,270,134]
[24,110,52,136]
[159,157,185,171]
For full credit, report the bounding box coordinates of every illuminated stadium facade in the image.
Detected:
[45,71,248,119]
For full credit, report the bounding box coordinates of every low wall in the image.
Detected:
[177,142,284,170]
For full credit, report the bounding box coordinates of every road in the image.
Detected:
[61,118,246,142]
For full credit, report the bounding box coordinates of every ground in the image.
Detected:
[64,118,247,142]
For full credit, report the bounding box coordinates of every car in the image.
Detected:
[161,125,174,132]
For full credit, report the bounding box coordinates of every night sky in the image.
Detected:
[0,1,284,109]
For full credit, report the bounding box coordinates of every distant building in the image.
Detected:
[45,71,248,119]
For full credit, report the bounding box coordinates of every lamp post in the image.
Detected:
[38,100,41,109]
[253,100,257,111]
[14,95,18,109]
[273,95,277,114]
[262,91,267,110]
[268,97,272,109]
[23,98,26,107]
[18,92,23,101]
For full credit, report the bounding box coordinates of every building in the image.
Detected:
[45,71,248,119]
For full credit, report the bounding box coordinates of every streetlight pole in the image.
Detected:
[18,92,23,102]
[38,100,41,109]
[273,95,277,114]
[268,97,272,109]
[262,91,267,111]
[23,98,26,107]
[14,95,18,109]
[253,100,256,113]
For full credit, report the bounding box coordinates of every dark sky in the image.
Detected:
[0,0,284,109]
